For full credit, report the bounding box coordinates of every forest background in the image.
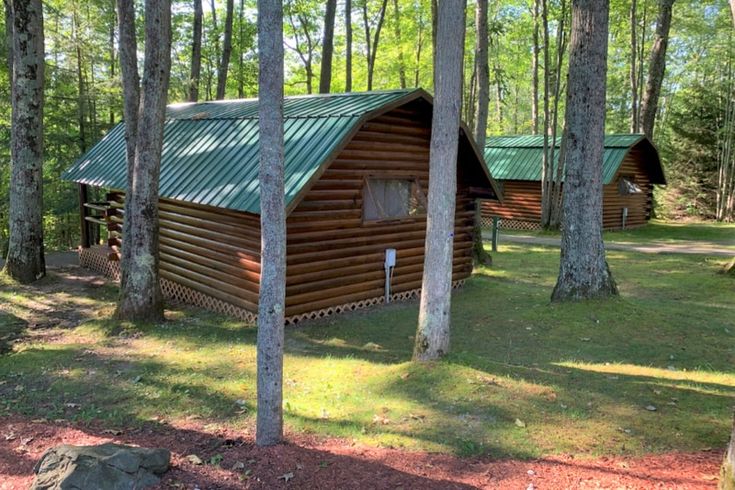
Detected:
[0,0,731,253]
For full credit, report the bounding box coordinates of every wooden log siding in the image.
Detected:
[102,105,479,319]
[284,107,475,315]
[482,147,654,230]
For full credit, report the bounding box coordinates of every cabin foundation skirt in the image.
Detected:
[79,246,465,325]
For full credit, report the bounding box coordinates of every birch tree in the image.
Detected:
[640,0,675,138]
[319,0,337,93]
[116,0,172,321]
[413,0,466,361]
[551,0,618,302]
[4,0,46,284]
[256,0,286,446]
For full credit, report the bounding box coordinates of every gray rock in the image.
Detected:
[30,443,170,490]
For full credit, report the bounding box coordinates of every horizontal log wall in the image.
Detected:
[481,146,654,230]
[107,192,262,313]
[285,103,476,316]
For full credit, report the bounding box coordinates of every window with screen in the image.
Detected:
[363,178,427,221]
[618,176,643,195]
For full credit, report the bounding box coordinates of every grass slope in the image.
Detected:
[0,242,733,459]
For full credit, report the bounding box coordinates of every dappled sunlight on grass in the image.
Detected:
[555,361,735,388]
[1,241,733,459]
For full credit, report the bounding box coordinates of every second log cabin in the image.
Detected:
[63,89,501,324]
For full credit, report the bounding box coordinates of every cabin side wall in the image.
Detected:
[481,148,655,230]
[285,105,476,318]
[105,193,262,317]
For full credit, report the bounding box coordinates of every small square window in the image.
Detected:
[618,176,643,195]
[363,178,426,221]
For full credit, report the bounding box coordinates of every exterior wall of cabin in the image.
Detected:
[98,102,480,322]
[481,146,654,231]
[285,104,476,317]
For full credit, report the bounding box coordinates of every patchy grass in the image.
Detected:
[499,219,735,245]
[0,245,733,460]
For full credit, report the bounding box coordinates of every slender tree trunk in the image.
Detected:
[551,0,618,302]
[237,0,245,98]
[109,2,116,125]
[413,0,466,362]
[474,0,489,148]
[640,0,675,139]
[73,11,87,153]
[319,0,337,93]
[116,0,171,322]
[414,4,424,87]
[548,0,568,229]
[256,0,286,447]
[630,0,638,132]
[532,0,540,134]
[345,0,352,92]
[393,0,406,89]
[363,0,389,91]
[189,0,203,102]
[216,0,234,99]
[540,0,552,228]
[4,0,45,284]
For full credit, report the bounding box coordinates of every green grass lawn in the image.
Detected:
[499,219,735,245]
[0,242,733,460]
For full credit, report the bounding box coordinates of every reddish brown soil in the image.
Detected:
[0,415,722,489]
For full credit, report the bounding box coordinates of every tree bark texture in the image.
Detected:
[116,0,171,321]
[216,0,234,99]
[473,0,489,148]
[629,0,638,132]
[551,0,618,302]
[4,0,46,283]
[345,0,352,92]
[189,0,203,102]
[640,0,674,139]
[319,0,337,93]
[256,0,286,447]
[413,0,466,362]
[532,0,540,134]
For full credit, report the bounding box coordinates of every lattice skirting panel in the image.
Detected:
[78,246,466,325]
[481,217,542,231]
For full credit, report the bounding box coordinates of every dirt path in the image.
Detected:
[485,233,735,257]
[0,251,78,269]
[0,415,722,489]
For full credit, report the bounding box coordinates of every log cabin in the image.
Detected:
[63,89,501,324]
[481,134,666,230]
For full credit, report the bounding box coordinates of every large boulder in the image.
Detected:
[30,443,170,490]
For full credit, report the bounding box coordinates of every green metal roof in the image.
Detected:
[483,134,665,185]
[64,89,493,214]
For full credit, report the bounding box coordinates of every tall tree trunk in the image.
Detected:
[256,0,286,447]
[473,0,489,148]
[363,0,389,91]
[189,0,203,102]
[548,0,568,229]
[551,0,618,302]
[392,0,406,89]
[540,0,552,228]
[4,0,45,284]
[72,10,87,153]
[414,4,424,87]
[216,0,234,99]
[413,0,466,362]
[532,0,540,134]
[237,0,245,97]
[629,0,638,132]
[116,0,171,321]
[319,0,337,93]
[640,0,675,139]
[109,1,116,125]
[345,0,352,92]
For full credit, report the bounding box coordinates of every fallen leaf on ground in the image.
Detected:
[279,472,294,482]
[185,454,203,465]
[515,419,526,428]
